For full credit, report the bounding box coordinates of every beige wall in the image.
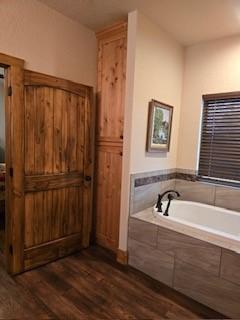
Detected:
[0,0,97,87]
[119,11,184,250]
[119,10,138,251]
[130,13,184,174]
[177,35,240,170]
[119,15,240,252]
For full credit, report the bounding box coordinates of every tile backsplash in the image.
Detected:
[130,169,176,215]
[215,185,240,212]
[130,169,240,214]
[175,179,215,205]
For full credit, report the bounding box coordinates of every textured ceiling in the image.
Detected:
[38,0,240,45]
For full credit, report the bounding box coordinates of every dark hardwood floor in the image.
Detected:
[0,246,225,319]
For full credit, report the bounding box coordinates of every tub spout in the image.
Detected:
[163,191,180,216]
[156,190,180,215]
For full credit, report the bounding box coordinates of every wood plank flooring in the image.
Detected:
[0,246,225,319]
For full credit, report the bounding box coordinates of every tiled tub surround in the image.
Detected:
[130,169,240,215]
[129,169,240,317]
[176,179,240,211]
[135,200,240,253]
[128,214,240,318]
[130,169,176,215]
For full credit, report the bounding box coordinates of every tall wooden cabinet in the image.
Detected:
[95,22,127,252]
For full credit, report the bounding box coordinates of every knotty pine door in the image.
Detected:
[11,70,93,273]
[95,22,127,252]
[95,145,122,250]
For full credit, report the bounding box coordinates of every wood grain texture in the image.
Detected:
[96,33,126,141]
[157,226,221,276]
[4,59,25,274]
[95,145,122,251]
[21,70,93,272]
[82,90,94,247]
[0,52,24,67]
[4,67,11,270]
[96,20,127,40]
[94,22,127,252]
[24,70,89,97]
[24,172,83,192]
[116,248,128,265]
[24,234,83,270]
[24,188,83,248]
[15,247,223,320]
[0,254,53,319]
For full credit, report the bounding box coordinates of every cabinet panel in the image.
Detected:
[94,146,122,251]
[95,22,127,252]
[97,27,127,143]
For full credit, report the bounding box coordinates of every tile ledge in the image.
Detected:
[131,207,240,255]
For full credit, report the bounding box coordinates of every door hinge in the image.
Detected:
[9,245,13,255]
[9,167,13,177]
[8,86,12,97]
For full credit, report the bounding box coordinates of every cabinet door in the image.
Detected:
[97,34,127,143]
[94,146,122,251]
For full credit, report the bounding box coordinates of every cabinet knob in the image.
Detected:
[120,135,123,139]
[85,175,92,182]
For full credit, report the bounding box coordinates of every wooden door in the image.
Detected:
[95,145,122,250]
[95,22,127,252]
[11,70,93,273]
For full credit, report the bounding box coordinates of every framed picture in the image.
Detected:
[147,99,173,153]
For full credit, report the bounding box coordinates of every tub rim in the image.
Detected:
[132,200,240,254]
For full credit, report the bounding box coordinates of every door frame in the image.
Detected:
[0,53,25,274]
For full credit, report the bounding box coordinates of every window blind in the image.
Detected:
[198,92,240,184]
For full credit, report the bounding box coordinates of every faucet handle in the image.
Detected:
[167,193,174,200]
[156,194,163,212]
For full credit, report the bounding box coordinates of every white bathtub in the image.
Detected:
[132,200,240,253]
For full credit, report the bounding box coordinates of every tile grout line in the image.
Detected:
[172,255,176,289]
[213,185,217,206]
[218,248,223,278]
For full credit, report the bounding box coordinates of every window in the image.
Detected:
[198,92,240,186]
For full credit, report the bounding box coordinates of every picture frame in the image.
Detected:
[146,99,173,153]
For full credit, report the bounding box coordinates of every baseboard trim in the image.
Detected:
[117,249,128,265]
[95,235,118,253]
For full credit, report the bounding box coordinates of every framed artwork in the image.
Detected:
[147,99,173,153]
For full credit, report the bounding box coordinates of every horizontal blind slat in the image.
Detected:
[199,93,240,183]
